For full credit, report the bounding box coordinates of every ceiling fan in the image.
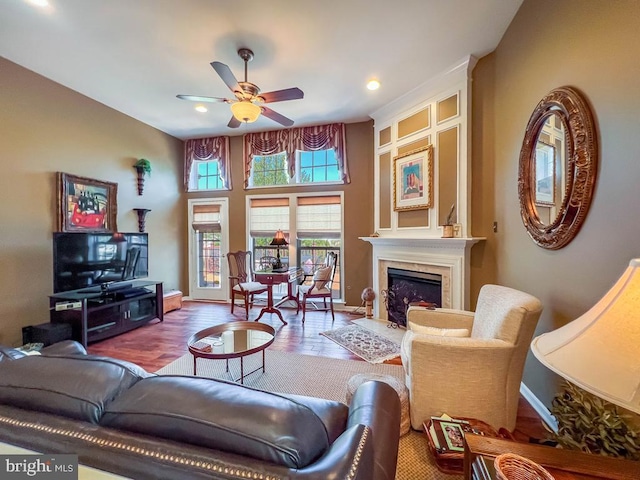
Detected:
[177,48,304,129]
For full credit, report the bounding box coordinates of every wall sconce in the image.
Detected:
[133,208,151,233]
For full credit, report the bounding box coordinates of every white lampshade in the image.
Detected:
[531,258,640,414]
[230,101,261,123]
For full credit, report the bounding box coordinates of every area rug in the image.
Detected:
[156,351,460,480]
[352,317,407,344]
[320,323,401,363]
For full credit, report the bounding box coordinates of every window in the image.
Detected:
[243,124,349,188]
[249,198,290,269]
[297,149,341,184]
[296,196,342,296]
[247,150,341,187]
[249,152,289,187]
[192,204,222,287]
[189,160,224,191]
[185,136,230,192]
[247,193,343,299]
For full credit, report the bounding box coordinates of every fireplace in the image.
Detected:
[384,268,442,327]
[360,236,483,321]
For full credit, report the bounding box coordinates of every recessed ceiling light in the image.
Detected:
[26,0,49,7]
[195,105,208,113]
[367,79,380,91]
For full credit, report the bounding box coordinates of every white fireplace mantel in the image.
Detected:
[359,236,482,250]
[359,236,485,317]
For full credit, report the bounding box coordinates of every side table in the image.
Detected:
[464,435,639,480]
[424,417,513,474]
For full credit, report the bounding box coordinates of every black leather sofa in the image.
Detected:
[0,341,401,480]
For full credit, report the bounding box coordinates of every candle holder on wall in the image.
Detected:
[133,208,151,233]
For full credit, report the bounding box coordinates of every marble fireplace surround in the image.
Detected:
[359,236,484,320]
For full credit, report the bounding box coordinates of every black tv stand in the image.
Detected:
[101,282,133,293]
[49,280,163,346]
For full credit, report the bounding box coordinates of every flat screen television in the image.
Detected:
[53,232,148,293]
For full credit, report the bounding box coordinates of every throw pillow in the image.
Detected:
[410,324,469,337]
[312,266,333,290]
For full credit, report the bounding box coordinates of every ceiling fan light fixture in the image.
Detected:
[231,101,261,123]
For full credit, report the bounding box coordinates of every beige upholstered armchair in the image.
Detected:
[400,284,542,431]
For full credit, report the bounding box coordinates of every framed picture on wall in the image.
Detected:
[57,172,118,232]
[393,145,433,211]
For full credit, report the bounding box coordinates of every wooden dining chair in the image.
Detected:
[296,252,337,323]
[227,251,268,320]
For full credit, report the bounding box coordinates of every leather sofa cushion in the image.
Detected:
[0,340,87,363]
[280,392,348,444]
[101,375,342,469]
[0,355,149,423]
[40,340,88,357]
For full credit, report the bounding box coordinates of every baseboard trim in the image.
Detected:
[520,382,558,432]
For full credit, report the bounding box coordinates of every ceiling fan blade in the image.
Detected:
[259,87,304,103]
[227,116,242,129]
[261,106,294,127]
[211,61,241,94]
[176,94,229,103]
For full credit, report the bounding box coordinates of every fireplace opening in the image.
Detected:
[383,268,442,327]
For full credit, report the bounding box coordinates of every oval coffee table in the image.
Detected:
[187,321,276,384]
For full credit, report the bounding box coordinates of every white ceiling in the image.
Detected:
[1,0,523,140]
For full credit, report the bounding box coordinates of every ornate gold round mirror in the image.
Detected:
[518,86,597,249]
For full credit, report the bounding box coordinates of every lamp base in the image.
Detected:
[273,247,283,270]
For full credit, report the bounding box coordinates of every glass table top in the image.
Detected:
[188,321,276,358]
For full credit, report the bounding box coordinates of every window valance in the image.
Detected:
[242,123,349,188]
[184,136,231,191]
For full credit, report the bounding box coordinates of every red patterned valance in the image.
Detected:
[184,136,231,191]
[242,123,349,188]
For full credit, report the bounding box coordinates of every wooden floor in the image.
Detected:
[87,299,547,441]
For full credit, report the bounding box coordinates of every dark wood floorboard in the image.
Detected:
[87,300,547,441]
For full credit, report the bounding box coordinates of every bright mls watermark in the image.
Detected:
[0,455,77,479]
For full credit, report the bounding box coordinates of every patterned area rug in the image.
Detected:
[156,350,460,480]
[320,323,401,363]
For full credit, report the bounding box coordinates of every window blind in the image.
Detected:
[296,196,342,239]
[249,198,290,237]
[192,204,221,232]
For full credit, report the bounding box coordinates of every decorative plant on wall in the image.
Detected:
[545,381,640,460]
[133,159,152,195]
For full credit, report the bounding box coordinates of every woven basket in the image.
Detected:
[494,453,555,480]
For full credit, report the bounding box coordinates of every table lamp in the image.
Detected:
[530,258,640,415]
[269,230,288,270]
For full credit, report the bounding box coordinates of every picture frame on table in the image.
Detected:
[393,145,433,211]
[440,421,465,452]
[57,172,118,232]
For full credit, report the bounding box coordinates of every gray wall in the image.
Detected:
[472,0,640,407]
